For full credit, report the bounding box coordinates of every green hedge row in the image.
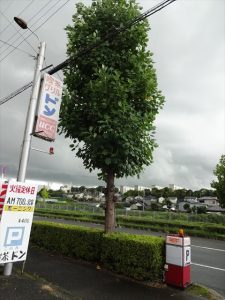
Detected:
[31,221,164,281]
[34,209,225,238]
[101,233,164,280]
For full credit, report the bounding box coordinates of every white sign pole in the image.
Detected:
[3,41,46,276]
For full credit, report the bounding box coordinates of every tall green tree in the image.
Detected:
[59,0,164,232]
[211,155,225,208]
[39,187,49,202]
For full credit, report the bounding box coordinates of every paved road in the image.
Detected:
[33,216,225,296]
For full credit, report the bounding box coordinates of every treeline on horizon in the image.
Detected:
[39,185,216,200]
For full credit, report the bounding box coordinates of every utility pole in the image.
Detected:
[3,40,46,276]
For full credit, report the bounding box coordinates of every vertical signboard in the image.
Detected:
[0,183,8,216]
[34,73,63,141]
[0,182,37,263]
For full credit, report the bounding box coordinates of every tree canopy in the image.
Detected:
[59,0,164,232]
[211,154,225,208]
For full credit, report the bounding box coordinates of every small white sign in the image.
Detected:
[166,244,191,267]
[34,73,63,141]
[166,235,190,246]
[0,182,37,263]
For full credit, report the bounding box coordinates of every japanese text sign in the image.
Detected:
[0,182,38,263]
[34,73,63,141]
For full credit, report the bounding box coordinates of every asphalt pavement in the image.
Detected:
[34,216,225,296]
[0,245,203,300]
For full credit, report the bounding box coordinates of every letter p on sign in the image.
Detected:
[4,227,25,247]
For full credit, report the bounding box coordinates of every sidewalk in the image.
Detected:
[0,245,203,300]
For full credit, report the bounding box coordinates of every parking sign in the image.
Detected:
[0,182,37,263]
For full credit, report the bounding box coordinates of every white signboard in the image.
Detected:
[0,182,37,263]
[166,245,191,266]
[34,73,63,141]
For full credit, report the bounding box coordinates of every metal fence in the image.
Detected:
[35,202,225,224]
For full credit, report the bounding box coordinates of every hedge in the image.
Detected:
[31,221,164,281]
[34,209,225,239]
[31,222,102,261]
[101,233,164,280]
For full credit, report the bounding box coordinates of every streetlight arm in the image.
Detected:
[27,28,40,42]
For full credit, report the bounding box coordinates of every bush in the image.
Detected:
[34,209,225,239]
[101,233,164,281]
[197,206,207,214]
[31,222,165,281]
[31,222,102,261]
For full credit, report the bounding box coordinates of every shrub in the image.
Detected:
[101,233,164,281]
[31,222,165,281]
[31,222,102,261]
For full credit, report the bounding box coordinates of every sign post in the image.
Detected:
[0,182,37,266]
[164,231,191,288]
[4,41,46,276]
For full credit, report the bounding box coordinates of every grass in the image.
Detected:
[34,208,225,240]
[187,284,222,300]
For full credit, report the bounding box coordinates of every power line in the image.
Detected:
[48,0,176,75]
[0,0,176,106]
[0,0,70,63]
[0,10,37,55]
[0,0,36,36]
[0,39,35,57]
[0,82,33,106]
[2,0,14,14]
[0,0,55,58]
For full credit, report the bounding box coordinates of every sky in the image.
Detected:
[0,0,224,190]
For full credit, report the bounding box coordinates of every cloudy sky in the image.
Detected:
[0,0,224,190]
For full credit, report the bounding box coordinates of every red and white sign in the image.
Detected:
[0,183,8,216]
[166,235,190,246]
[34,73,63,141]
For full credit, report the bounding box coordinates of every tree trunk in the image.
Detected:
[104,171,115,233]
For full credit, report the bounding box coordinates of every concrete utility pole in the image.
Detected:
[4,18,46,276]
[16,41,46,181]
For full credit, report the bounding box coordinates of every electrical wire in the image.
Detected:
[2,0,13,14]
[0,0,54,56]
[0,10,37,55]
[0,82,33,106]
[0,0,176,106]
[0,0,36,36]
[48,0,176,75]
[0,39,35,57]
[0,0,69,63]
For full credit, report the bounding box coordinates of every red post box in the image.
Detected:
[164,231,191,288]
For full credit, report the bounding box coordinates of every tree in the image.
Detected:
[164,199,172,209]
[59,0,164,233]
[150,202,161,211]
[191,206,197,214]
[39,187,49,202]
[211,155,225,208]
[183,203,190,212]
[123,190,143,198]
[196,206,207,214]
[173,189,187,199]
[160,187,173,198]
[151,188,161,198]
